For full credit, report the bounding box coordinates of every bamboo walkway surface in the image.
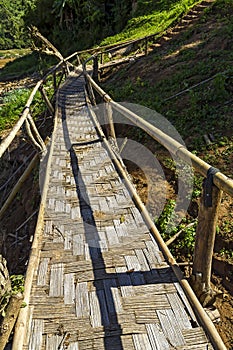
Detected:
[16,70,216,350]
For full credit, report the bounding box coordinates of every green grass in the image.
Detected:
[0,83,53,134]
[0,51,57,79]
[104,0,233,149]
[0,89,30,132]
[102,0,233,257]
[100,0,202,46]
[0,48,31,59]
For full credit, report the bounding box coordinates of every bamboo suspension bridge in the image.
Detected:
[0,39,232,350]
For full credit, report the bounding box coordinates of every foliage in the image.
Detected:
[0,51,57,80]
[0,0,203,53]
[0,89,30,132]
[0,80,49,133]
[26,0,132,53]
[219,248,233,262]
[100,0,201,46]
[0,275,25,318]
[0,0,36,49]
[10,275,25,295]
[104,0,233,149]
[155,199,197,260]
[104,0,233,264]
[155,199,177,234]
[1,52,36,79]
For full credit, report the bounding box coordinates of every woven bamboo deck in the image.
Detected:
[16,70,217,349]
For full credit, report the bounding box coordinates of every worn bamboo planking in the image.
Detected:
[14,70,223,350]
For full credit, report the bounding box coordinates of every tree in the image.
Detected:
[0,0,35,49]
[26,0,133,53]
[0,0,135,51]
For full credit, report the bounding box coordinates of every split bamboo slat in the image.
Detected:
[11,67,227,350]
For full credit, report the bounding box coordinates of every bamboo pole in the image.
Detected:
[0,292,24,350]
[0,52,66,160]
[100,52,104,65]
[104,102,116,140]
[85,73,112,102]
[12,96,59,350]
[166,221,196,246]
[93,55,99,83]
[87,81,96,106]
[88,103,227,350]
[39,86,55,115]
[53,71,57,91]
[145,37,148,55]
[27,114,46,153]
[30,26,64,61]
[110,101,233,196]
[0,152,34,192]
[85,71,233,196]
[25,119,43,152]
[191,185,223,305]
[0,81,42,158]
[76,54,81,66]
[0,154,39,221]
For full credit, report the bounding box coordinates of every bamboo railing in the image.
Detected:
[0,45,230,350]
[0,55,73,349]
[81,59,232,349]
[0,58,71,221]
[83,56,233,302]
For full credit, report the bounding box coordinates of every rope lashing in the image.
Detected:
[203,167,220,207]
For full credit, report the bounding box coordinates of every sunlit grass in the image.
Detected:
[100,0,202,46]
[0,48,31,59]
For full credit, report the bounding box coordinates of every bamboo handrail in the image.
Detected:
[84,71,233,197]
[0,81,42,158]
[0,42,230,349]
[88,102,227,350]
[0,59,66,159]
[0,154,39,221]
[75,35,153,56]
[84,64,233,318]
[12,98,60,350]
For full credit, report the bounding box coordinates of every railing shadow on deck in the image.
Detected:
[59,75,183,349]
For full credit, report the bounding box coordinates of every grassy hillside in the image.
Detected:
[103,0,233,153]
[101,2,233,346]
[100,0,203,45]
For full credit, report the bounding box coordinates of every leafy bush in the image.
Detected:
[0,275,25,317]
[155,199,197,260]
[0,89,30,132]
[0,86,46,133]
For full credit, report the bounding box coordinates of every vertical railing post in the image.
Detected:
[93,55,99,83]
[83,60,96,106]
[100,52,104,65]
[53,71,57,92]
[190,169,222,306]
[104,102,116,140]
[76,54,81,66]
[145,37,148,56]
[39,86,55,115]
